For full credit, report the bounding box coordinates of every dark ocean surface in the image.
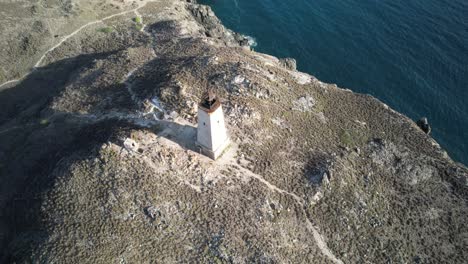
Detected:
[199,0,468,165]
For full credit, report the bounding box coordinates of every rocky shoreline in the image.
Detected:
[0,0,467,262]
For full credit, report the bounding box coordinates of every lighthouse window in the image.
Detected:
[203,122,206,126]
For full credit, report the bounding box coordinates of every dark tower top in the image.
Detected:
[199,89,221,113]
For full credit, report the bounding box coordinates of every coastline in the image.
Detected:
[198,0,468,166]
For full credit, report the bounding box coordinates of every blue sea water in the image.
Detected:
[199,0,468,165]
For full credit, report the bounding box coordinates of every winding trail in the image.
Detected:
[0,0,157,89]
[34,9,136,68]
[0,79,21,89]
[0,126,22,135]
[231,163,344,264]
[124,68,141,107]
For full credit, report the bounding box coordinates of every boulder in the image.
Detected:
[292,95,315,112]
[144,206,160,220]
[279,58,297,71]
[416,117,431,134]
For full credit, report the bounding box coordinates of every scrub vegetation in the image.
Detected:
[0,0,466,263]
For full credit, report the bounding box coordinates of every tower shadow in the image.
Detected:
[156,119,198,153]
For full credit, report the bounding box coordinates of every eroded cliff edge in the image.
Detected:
[0,0,467,263]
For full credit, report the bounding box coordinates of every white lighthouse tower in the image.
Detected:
[196,90,230,160]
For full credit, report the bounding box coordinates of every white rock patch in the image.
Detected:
[289,71,312,85]
[293,95,316,112]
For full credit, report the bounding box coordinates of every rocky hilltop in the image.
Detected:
[0,0,467,263]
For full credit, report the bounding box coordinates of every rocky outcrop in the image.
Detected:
[187,3,251,47]
[417,117,431,134]
[279,57,297,70]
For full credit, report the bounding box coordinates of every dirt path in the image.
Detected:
[0,79,21,89]
[156,138,344,263]
[232,163,343,264]
[0,126,22,135]
[0,0,159,89]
